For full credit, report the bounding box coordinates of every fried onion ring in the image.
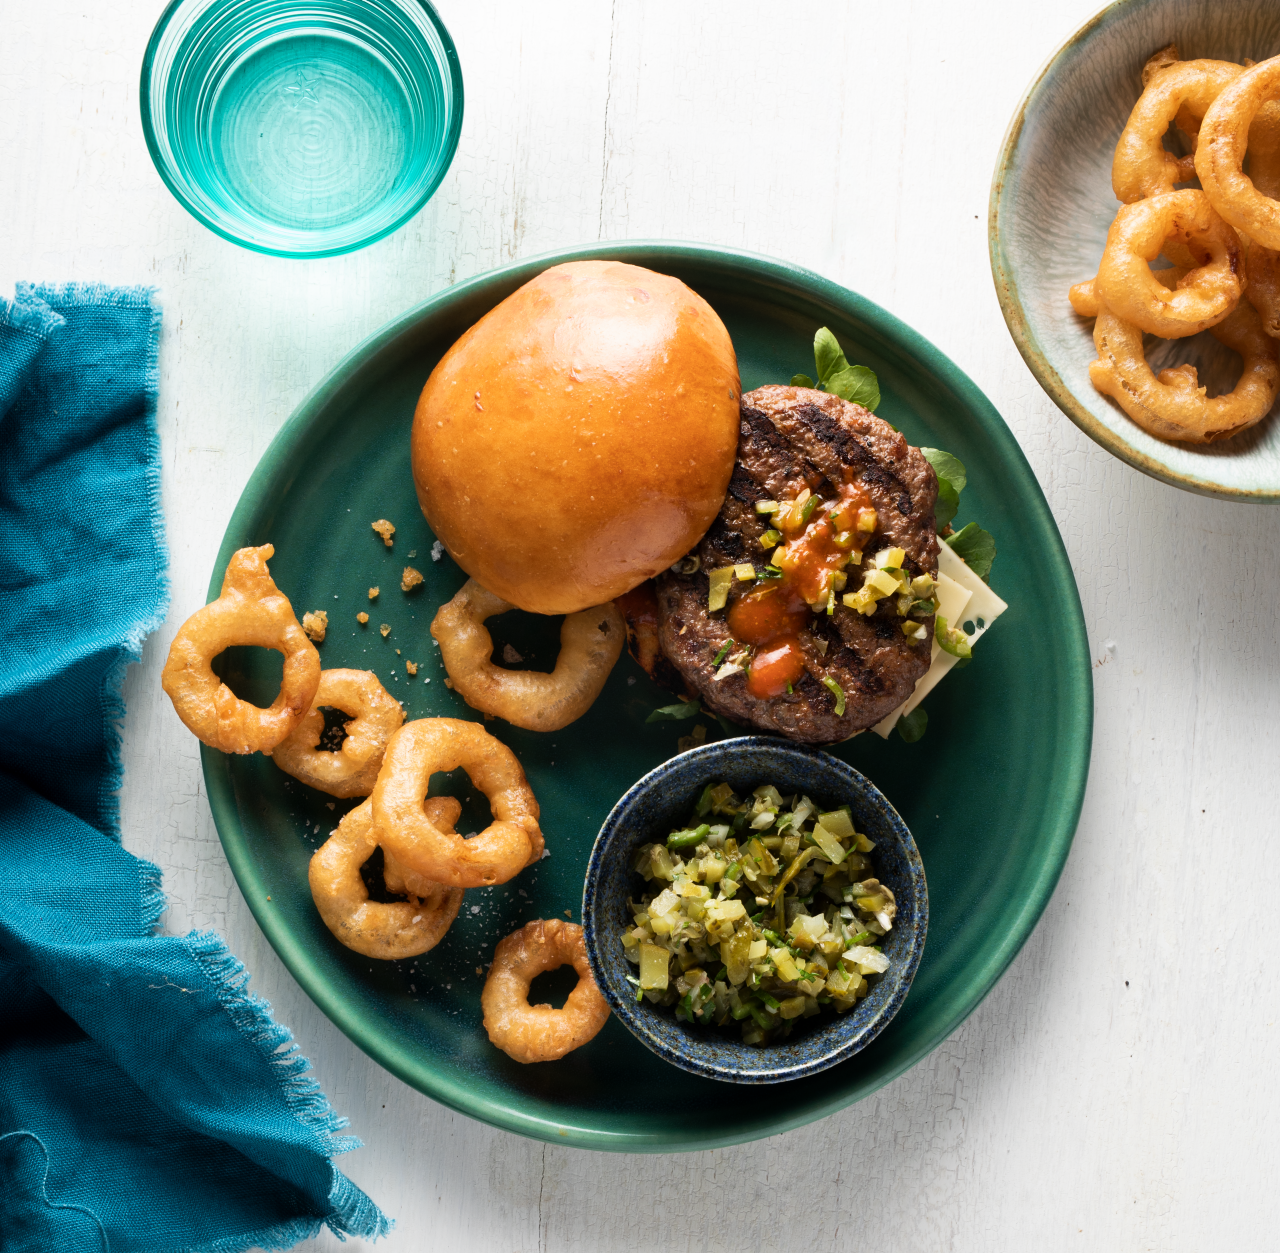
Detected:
[1089,272,1280,443]
[383,797,461,897]
[1068,277,1101,318]
[481,919,610,1063]
[430,580,625,732]
[1239,139,1280,338]
[1113,58,1239,203]
[269,668,405,797]
[161,545,320,754]
[309,797,462,959]
[1096,191,1243,337]
[372,717,543,888]
[1197,56,1280,250]
[1245,236,1280,338]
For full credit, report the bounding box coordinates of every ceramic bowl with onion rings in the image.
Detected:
[991,0,1280,501]
[581,738,928,1084]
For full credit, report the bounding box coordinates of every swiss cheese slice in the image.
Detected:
[871,542,1007,738]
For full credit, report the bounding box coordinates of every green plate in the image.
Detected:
[202,242,1092,1151]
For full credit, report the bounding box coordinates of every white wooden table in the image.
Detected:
[5,1,1279,1248]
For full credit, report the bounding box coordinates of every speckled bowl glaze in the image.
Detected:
[581,739,928,1084]
[990,0,1280,501]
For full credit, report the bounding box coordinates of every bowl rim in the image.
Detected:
[580,738,930,1085]
[987,0,1280,504]
[138,0,465,259]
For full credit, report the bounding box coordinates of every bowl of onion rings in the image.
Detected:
[991,0,1280,500]
[582,738,928,1084]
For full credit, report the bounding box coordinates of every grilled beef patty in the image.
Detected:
[653,385,939,742]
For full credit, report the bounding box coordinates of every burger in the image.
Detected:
[624,338,1005,745]
[650,384,941,743]
[412,261,1002,744]
[411,260,741,616]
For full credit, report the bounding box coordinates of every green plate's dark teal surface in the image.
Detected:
[202,241,1092,1151]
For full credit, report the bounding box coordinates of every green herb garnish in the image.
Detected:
[812,328,881,411]
[920,447,967,529]
[946,522,997,580]
[918,449,997,578]
[716,713,747,738]
[896,706,928,743]
[646,700,702,723]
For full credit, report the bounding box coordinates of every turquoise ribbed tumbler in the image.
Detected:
[141,0,463,257]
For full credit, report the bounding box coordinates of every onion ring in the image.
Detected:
[481,919,610,1063]
[1142,44,1180,90]
[1089,273,1280,443]
[372,717,543,888]
[269,668,405,797]
[383,797,461,897]
[1068,278,1101,318]
[309,797,463,959]
[1095,191,1243,338]
[1245,237,1280,338]
[160,545,320,754]
[430,580,625,732]
[1239,137,1280,338]
[1113,58,1239,203]
[1196,56,1280,250]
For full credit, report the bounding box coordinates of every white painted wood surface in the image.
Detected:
[4,0,1279,1248]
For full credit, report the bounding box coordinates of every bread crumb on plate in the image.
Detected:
[301,610,327,642]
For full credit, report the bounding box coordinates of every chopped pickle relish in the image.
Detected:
[704,483,935,704]
[621,781,896,1046]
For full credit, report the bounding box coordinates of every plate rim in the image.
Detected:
[202,239,1094,1150]
[987,0,1280,504]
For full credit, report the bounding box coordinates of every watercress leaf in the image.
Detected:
[813,327,847,387]
[896,705,928,743]
[933,479,960,528]
[791,373,816,388]
[945,522,997,579]
[716,713,748,738]
[825,364,881,411]
[646,701,702,723]
[921,448,965,527]
[920,447,967,495]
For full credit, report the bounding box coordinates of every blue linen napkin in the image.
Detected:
[0,284,389,1253]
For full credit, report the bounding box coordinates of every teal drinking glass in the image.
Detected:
[141,0,463,257]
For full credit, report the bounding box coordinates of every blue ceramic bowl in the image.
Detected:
[581,738,929,1084]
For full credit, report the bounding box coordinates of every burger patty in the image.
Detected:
[654,385,939,743]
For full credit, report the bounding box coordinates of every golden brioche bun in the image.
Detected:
[411,260,741,615]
